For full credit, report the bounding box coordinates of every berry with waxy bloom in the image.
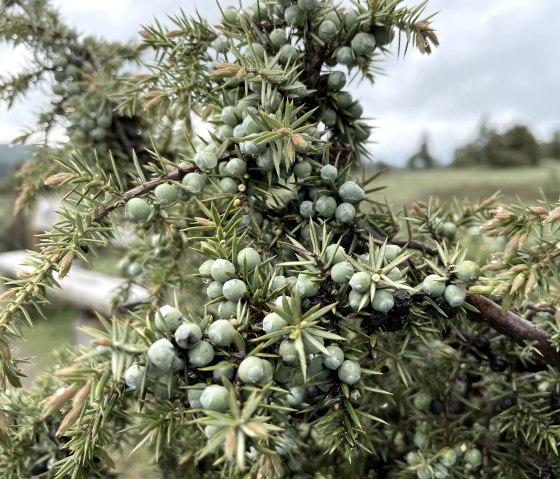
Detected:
[384,244,401,261]
[206,281,224,300]
[315,196,337,218]
[336,46,354,65]
[331,261,354,284]
[323,345,344,370]
[464,448,482,467]
[154,183,177,206]
[284,6,306,27]
[222,279,247,301]
[444,284,467,307]
[351,32,376,55]
[210,259,236,282]
[187,383,206,408]
[124,364,145,390]
[126,198,152,222]
[324,244,346,264]
[199,259,215,277]
[200,384,229,412]
[218,300,238,319]
[154,305,183,333]
[194,150,218,171]
[327,71,346,91]
[320,164,338,182]
[237,248,262,270]
[221,105,241,127]
[455,260,481,284]
[208,319,235,347]
[219,177,238,194]
[224,157,247,176]
[335,203,356,223]
[422,274,446,297]
[147,339,176,370]
[294,161,312,179]
[349,271,371,293]
[338,181,365,203]
[212,362,235,384]
[175,323,203,349]
[269,28,287,49]
[335,91,353,110]
[300,200,314,218]
[238,356,265,384]
[188,340,215,367]
[371,289,394,313]
[279,339,298,364]
[294,274,320,298]
[349,290,369,310]
[338,359,361,385]
[263,312,287,334]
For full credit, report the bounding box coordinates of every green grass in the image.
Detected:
[13,305,76,384]
[90,248,125,275]
[369,162,560,207]
[114,446,163,479]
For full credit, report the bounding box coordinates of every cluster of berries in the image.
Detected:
[422,260,481,308]
[406,443,482,479]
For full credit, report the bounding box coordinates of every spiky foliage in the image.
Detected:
[0,0,185,211]
[0,1,559,479]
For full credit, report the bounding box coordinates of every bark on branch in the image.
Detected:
[94,163,195,220]
[361,220,559,368]
[93,152,235,221]
[467,294,560,368]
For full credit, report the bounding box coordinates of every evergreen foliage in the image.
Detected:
[406,133,437,169]
[0,1,559,478]
[453,121,539,168]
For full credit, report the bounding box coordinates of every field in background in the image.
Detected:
[14,306,76,385]
[369,162,560,207]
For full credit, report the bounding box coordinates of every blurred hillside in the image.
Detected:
[0,144,33,252]
[0,144,34,180]
[371,161,560,207]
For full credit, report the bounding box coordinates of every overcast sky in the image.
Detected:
[0,0,558,166]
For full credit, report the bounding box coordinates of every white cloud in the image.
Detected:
[359,0,560,165]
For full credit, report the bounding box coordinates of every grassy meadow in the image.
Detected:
[367,162,560,207]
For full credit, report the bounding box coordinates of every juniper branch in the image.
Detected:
[467,294,560,369]
[90,163,560,370]
[92,170,560,369]
[361,218,437,254]
[360,216,560,366]
[93,153,234,220]
[84,46,138,161]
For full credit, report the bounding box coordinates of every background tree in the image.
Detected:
[486,124,539,167]
[453,120,540,168]
[551,130,560,159]
[452,117,494,167]
[540,130,560,161]
[0,1,559,479]
[406,132,437,169]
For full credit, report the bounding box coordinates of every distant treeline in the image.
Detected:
[400,123,560,170]
[0,144,35,179]
[452,122,559,168]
